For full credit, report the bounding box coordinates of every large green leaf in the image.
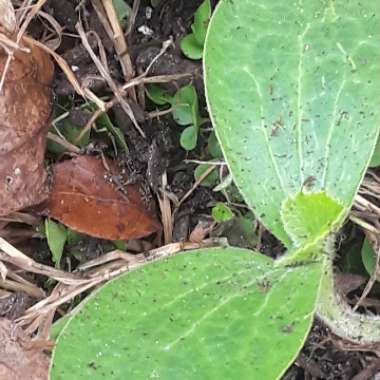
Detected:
[51,247,323,379]
[204,0,380,245]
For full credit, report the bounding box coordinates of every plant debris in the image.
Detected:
[0,2,54,217]
[37,155,161,240]
[0,318,50,380]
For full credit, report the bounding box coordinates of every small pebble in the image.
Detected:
[145,6,153,20]
[138,25,154,36]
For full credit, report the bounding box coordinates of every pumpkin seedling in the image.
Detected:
[212,202,234,223]
[147,84,205,150]
[180,0,211,60]
[50,1,380,379]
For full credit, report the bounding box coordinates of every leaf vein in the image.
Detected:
[321,77,347,186]
[162,268,285,351]
[244,67,287,194]
[296,23,311,184]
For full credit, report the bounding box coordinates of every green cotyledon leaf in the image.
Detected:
[204,0,380,246]
[50,247,323,380]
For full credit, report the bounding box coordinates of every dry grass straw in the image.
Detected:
[350,171,380,312]
[0,238,225,338]
[0,0,195,340]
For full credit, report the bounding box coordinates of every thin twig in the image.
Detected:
[76,19,145,137]
[158,172,173,244]
[74,106,103,143]
[102,0,136,99]
[16,239,225,332]
[47,132,81,154]
[175,165,217,212]
[0,238,89,284]
[125,0,140,36]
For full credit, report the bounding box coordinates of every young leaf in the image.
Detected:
[194,164,219,187]
[66,229,83,245]
[172,85,198,126]
[207,131,223,158]
[48,120,91,155]
[191,0,211,45]
[113,0,130,25]
[146,85,173,106]
[277,192,344,265]
[95,111,129,154]
[45,219,67,266]
[342,241,366,275]
[180,34,204,60]
[180,0,211,60]
[51,247,323,380]
[212,202,234,222]
[361,237,378,280]
[180,125,198,151]
[282,192,344,247]
[113,240,126,251]
[204,0,380,246]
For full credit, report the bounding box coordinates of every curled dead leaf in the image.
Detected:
[0,318,50,380]
[0,0,16,35]
[38,155,161,240]
[0,34,54,216]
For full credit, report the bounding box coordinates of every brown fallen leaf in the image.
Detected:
[0,4,54,216]
[38,155,161,240]
[0,318,50,380]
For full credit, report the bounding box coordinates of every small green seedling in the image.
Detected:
[51,1,380,379]
[207,131,223,158]
[147,84,204,150]
[45,219,67,267]
[212,202,234,223]
[93,107,129,154]
[361,237,379,280]
[180,0,211,60]
[193,162,219,186]
[48,101,128,155]
[112,0,131,27]
[48,100,91,155]
[48,119,91,155]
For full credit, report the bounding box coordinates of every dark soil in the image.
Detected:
[2,1,379,379]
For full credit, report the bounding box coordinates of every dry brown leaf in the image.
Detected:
[0,318,50,380]
[38,155,161,240]
[0,30,54,216]
[0,0,16,35]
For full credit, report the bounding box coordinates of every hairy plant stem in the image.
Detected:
[317,236,380,346]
